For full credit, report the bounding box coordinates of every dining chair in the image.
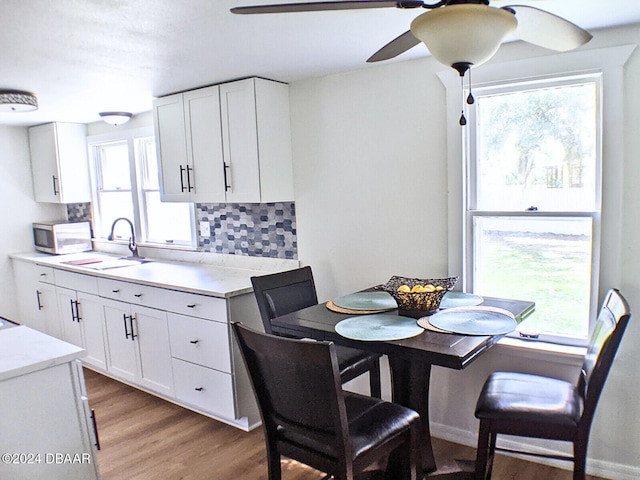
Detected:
[473,288,631,480]
[231,322,420,480]
[251,266,382,398]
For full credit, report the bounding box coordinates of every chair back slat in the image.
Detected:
[251,267,318,334]
[232,322,349,459]
[578,289,631,425]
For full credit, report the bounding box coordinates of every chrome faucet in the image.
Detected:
[107,217,140,258]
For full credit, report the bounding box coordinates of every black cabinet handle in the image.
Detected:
[74,300,82,322]
[134,293,143,298]
[123,314,131,339]
[194,387,204,392]
[112,289,120,294]
[36,290,43,310]
[223,163,231,191]
[186,165,194,192]
[90,409,101,451]
[52,175,59,196]
[179,165,187,192]
[69,299,80,322]
[187,304,197,309]
[129,315,137,341]
[190,339,199,344]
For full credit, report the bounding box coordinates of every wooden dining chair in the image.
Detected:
[232,322,420,480]
[473,288,631,480]
[251,266,382,398]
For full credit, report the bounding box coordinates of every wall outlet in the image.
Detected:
[200,221,211,237]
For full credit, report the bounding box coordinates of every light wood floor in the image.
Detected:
[84,368,605,480]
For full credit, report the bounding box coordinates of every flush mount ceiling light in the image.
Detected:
[0,90,38,112]
[99,111,133,126]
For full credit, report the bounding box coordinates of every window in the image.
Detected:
[465,74,601,346]
[88,128,195,248]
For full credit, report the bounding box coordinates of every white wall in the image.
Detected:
[0,126,65,320]
[289,24,640,479]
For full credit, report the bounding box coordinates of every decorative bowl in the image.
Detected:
[379,275,459,318]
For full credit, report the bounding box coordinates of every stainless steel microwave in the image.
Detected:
[32,221,92,254]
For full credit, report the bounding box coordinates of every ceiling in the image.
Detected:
[1,0,639,127]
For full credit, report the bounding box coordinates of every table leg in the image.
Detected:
[388,355,436,475]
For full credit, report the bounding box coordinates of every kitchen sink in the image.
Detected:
[62,257,152,270]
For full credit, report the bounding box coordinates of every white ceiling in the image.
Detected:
[1,0,639,127]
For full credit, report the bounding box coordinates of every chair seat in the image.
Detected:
[335,345,381,381]
[475,371,583,427]
[278,392,419,461]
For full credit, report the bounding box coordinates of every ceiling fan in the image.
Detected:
[231,0,592,124]
[231,0,592,69]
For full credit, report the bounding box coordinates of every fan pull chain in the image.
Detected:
[459,73,467,126]
[467,68,475,105]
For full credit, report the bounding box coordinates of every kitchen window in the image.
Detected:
[88,127,195,248]
[464,74,601,346]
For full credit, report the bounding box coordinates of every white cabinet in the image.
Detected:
[12,259,58,335]
[153,77,294,204]
[102,298,174,397]
[0,328,99,480]
[219,77,294,203]
[28,122,90,203]
[153,85,225,202]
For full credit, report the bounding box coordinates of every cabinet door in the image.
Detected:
[29,123,61,203]
[28,123,90,203]
[132,305,174,397]
[102,299,138,383]
[77,292,107,371]
[154,94,190,202]
[56,287,84,347]
[12,260,51,333]
[184,86,227,203]
[220,79,262,203]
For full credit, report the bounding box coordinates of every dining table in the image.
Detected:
[270,290,535,477]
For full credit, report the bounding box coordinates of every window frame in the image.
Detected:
[87,126,196,251]
[438,45,634,348]
[465,73,602,346]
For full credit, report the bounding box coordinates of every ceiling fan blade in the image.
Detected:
[231,1,408,14]
[367,30,421,62]
[505,5,593,52]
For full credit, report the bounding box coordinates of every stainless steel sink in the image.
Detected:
[62,257,152,270]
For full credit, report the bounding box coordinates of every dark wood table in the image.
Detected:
[271,295,535,477]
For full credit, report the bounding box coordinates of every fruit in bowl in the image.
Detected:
[379,276,458,318]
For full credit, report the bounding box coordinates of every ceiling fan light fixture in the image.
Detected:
[410,4,517,69]
[99,111,133,126]
[0,90,38,112]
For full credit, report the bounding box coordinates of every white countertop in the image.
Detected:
[11,251,297,298]
[0,326,86,382]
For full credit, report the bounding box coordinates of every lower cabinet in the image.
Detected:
[12,259,57,335]
[102,298,174,397]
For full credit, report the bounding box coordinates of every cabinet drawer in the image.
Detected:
[98,278,227,321]
[168,313,231,372]
[155,290,227,321]
[34,265,56,284]
[172,358,236,419]
[55,269,99,295]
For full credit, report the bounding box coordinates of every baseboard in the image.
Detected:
[430,422,640,480]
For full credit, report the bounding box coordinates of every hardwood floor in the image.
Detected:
[84,368,605,480]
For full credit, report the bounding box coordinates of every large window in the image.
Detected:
[465,74,601,345]
[89,128,195,248]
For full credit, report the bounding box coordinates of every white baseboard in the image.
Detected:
[430,422,640,480]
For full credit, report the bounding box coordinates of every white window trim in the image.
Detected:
[87,126,197,252]
[438,44,636,348]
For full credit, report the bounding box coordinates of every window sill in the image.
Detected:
[496,337,586,367]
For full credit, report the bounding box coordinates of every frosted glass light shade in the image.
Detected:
[99,111,132,126]
[411,4,517,68]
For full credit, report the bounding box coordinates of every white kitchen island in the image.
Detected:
[10,251,297,431]
[0,325,100,480]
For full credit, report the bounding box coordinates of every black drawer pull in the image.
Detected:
[187,304,197,308]
[194,387,204,392]
[190,340,199,344]
[134,293,143,298]
[112,289,120,293]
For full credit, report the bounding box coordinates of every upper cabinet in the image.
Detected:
[153,77,294,204]
[28,122,91,203]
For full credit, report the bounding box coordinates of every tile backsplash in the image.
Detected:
[196,202,297,259]
[66,201,297,260]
